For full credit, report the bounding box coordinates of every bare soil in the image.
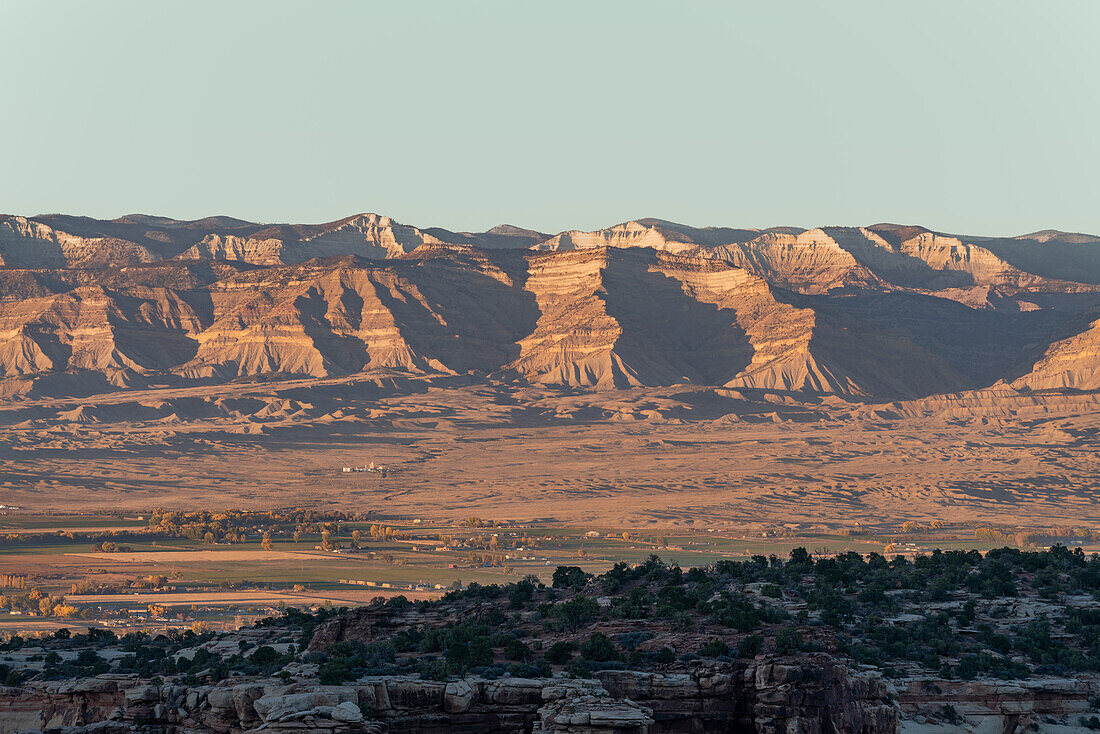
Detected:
[3,379,1099,532]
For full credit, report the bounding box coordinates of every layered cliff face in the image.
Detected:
[2,212,1100,402]
[179,214,446,265]
[511,249,775,388]
[1009,315,1100,391]
[0,245,1089,401]
[3,211,1095,296]
[0,661,897,734]
[0,214,264,267]
[0,213,450,269]
[0,285,207,383]
[0,217,159,268]
[530,219,1091,296]
[173,248,537,381]
[534,219,720,255]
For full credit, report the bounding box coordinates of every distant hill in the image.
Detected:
[1,212,1100,400]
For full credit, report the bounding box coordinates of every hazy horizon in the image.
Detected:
[9,210,1100,242]
[2,1,1098,236]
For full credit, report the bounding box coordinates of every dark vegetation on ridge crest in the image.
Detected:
[297,546,1100,684]
[5,547,1098,689]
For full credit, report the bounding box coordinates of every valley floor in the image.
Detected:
[2,376,1100,531]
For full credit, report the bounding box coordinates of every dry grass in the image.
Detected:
[2,380,1100,533]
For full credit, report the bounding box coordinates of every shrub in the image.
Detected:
[551,596,599,631]
[617,631,653,652]
[708,592,761,631]
[700,640,729,657]
[609,588,652,619]
[565,658,591,678]
[552,566,592,590]
[248,646,282,667]
[468,637,493,668]
[544,641,575,664]
[579,633,619,663]
[737,634,764,658]
[318,659,351,685]
[317,640,397,682]
[775,628,803,655]
[503,638,530,662]
[508,581,536,609]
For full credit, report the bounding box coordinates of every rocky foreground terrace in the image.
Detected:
[1,548,1099,733]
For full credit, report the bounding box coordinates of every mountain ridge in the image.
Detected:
[2,212,1100,402]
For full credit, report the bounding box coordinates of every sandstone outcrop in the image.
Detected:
[0,657,898,734]
[894,676,1098,733]
[0,245,1087,400]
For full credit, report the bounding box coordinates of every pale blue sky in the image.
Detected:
[2,1,1097,235]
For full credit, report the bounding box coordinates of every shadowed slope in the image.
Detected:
[977,231,1100,285]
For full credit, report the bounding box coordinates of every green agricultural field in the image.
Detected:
[168,554,514,590]
[0,538,198,556]
[0,514,147,531]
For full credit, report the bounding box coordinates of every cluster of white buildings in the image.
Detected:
[341,460,387,475]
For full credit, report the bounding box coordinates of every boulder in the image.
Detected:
[232,684,266,722]
[650,674,700,699]
[253,687,358,722]
[204,688,236,715]
[384,678,444,710]
[536,695,654,733]
[443,679,475,713]
[354,679,391,712]
[697,672,732,696]
[595,671,653,699]
[55,678,119,695]
[121,685,160,705]
[331,700,364,722]
[485,678,545,706]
